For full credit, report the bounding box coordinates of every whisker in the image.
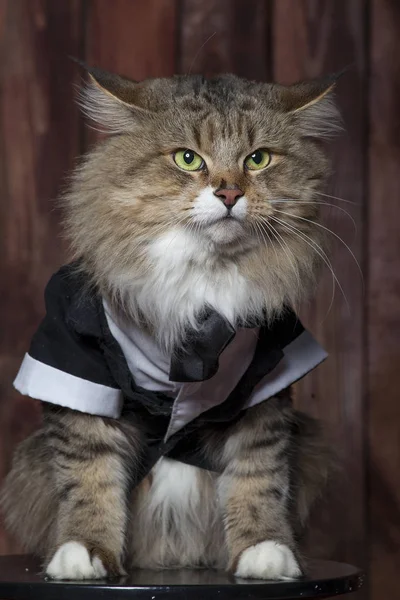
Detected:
[257,219,280,264]
[272,208,364,288]
[261,218,303,313]
[258,215,301,293]
[253,218,280,266]
[314,190,357,206]
[270,217,337,319]
[250,219,267,248]
[268,199,357,233]
[270,215,347,318]
[187,31,217,75]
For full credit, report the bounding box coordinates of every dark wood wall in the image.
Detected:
[0,2,399,599]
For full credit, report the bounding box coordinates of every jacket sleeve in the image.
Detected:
[13,266,123,418]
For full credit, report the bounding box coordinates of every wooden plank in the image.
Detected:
[272,0,367,577]
[84,0,178,147]
[368,1,400,599]
[179,0,271,79]
[85,0,177,80]
[0,0,83,553]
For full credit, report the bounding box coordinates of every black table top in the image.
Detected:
[0,555,364,600]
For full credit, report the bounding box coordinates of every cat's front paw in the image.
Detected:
[235,541,301,580]
[46,541,120,580]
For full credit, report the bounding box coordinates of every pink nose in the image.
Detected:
[214,186,244,208]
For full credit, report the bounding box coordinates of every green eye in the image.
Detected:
[174,149,205,171]
[244,149,272,171]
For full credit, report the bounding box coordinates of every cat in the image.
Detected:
[1,67,340,581]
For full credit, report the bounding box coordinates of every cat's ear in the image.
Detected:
[281,72,343,138]
[76,62,149,133]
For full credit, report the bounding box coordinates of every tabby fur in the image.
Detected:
[1,68,340,580]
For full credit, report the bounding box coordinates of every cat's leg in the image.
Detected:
[216,395,302,580]
[44,406,141,580]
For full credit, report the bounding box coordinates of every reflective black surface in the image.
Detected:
[0,555,365,599]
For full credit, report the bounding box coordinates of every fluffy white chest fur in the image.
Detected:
[148,226,256,316]
[121,225,265,350]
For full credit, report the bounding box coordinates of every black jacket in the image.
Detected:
[14,265,327,481]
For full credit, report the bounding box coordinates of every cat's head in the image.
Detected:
[65,68,341,340]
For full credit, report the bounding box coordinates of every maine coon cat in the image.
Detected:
[1,67,340,581]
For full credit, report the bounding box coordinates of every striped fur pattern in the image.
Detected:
[2,69,340,579]
[1,394,332,579]
[1,406,143,578]
[65,71,340,351]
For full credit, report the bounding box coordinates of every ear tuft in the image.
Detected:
[75,62,145,134]
[282,72,344,139]
[86,66,140,105]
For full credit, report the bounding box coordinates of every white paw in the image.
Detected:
[235,541,301,580]
[46,541,107,580]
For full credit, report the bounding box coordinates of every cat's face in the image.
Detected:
[66,70,340,334]
[76,73,337,250]
[109,93,321,250]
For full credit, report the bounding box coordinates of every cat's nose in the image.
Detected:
[214,186,244,208]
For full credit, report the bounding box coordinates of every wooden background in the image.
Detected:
[0,1,399,599]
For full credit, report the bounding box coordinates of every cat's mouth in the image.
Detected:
[207,210,243,224]
[189,190,249,244]
[199,214,247,245]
